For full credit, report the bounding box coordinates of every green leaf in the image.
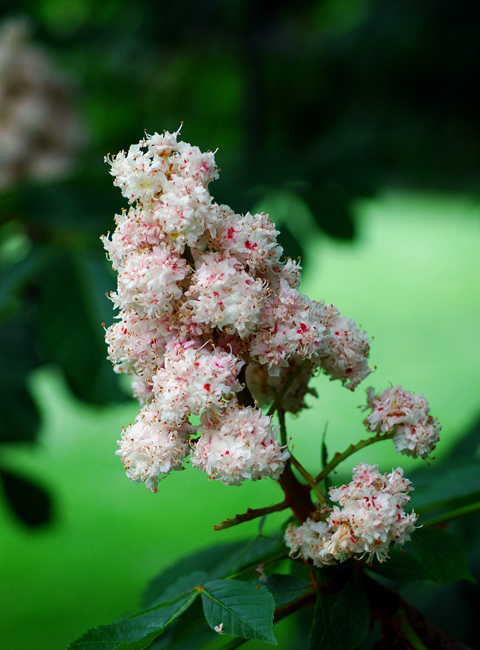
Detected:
[147,571,207,609]
[410,459,480,513]
[0,316,41,443]
[330,572,369,650]
[263,574,313,609]
[366,547,431,583]
[409,526,474,583]
[147,600,217,650]
[69,592,200,650]
[227,532,285,576]
[201,579,277,645]
[309,572,370,650]
[143,542,244,607]
[309,591,341,650]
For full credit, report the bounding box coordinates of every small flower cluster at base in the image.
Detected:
[285,463,417,565]
[364,386,441,459]
[103,127,373,491]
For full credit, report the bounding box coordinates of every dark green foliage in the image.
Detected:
[409,526,474,584]
[201,579,277,644]
[0,466,52,526]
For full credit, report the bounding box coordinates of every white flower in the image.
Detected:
[116,405,193,492]
[104,309,175,376]
[110,246,189,318]
[365,386,441,458]
[319,310,371,390]
[182,253,266,337]
[251,281,328,372]
[192,402,289,485]
[151,338,244,425]
[285,463,417,565]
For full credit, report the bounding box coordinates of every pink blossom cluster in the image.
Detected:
[285,463,417,565]
[364,386,441,459]
[103,128,372,491]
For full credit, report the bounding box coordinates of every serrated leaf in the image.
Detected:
[147,600,217,650]
[263,574,313,609]
[201,579,277,645]
[309,572,370,650]
[0,467,53,527]
[409,526,474,583]
[366,547,431,583]
[69,591,199,650]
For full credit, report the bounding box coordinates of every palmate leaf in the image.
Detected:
[69,572,206,650]
[409,526,474,584]
[201,579,277,645]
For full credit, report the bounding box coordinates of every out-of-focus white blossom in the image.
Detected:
[0,18,85,189]
[365,386,441,458]
[285,463,417,565]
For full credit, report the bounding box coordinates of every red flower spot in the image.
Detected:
[204,383,211,391]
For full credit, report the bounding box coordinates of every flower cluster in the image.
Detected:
[364,386,441,458]
[103,128,372,490]
[285,463,417,565]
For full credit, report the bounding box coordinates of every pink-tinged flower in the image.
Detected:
[214,211,283,275]
[192,401,289,485]
[319,310,371,390]
[285,463,417,566]
[104,309,175,376]
[365,386,441,458]
[251,281,328,372]
[110,246,189,318]
[151,338,244,425]
[182,253,266,337]
[116,405,194,492]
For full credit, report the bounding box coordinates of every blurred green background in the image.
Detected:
[0,1,479,648]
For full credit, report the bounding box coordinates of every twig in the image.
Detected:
[213,500,291,531]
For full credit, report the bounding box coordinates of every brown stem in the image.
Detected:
[214,500,291,531]
[278,458,315,523]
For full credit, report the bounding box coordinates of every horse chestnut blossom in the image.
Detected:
[102,127,442,568]
[364,385,441,458]
[285,463,418,564]
[103,126,373,492]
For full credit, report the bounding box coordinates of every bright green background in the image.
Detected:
[1,190,479,650]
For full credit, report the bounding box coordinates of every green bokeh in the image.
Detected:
[1,191,478,650]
